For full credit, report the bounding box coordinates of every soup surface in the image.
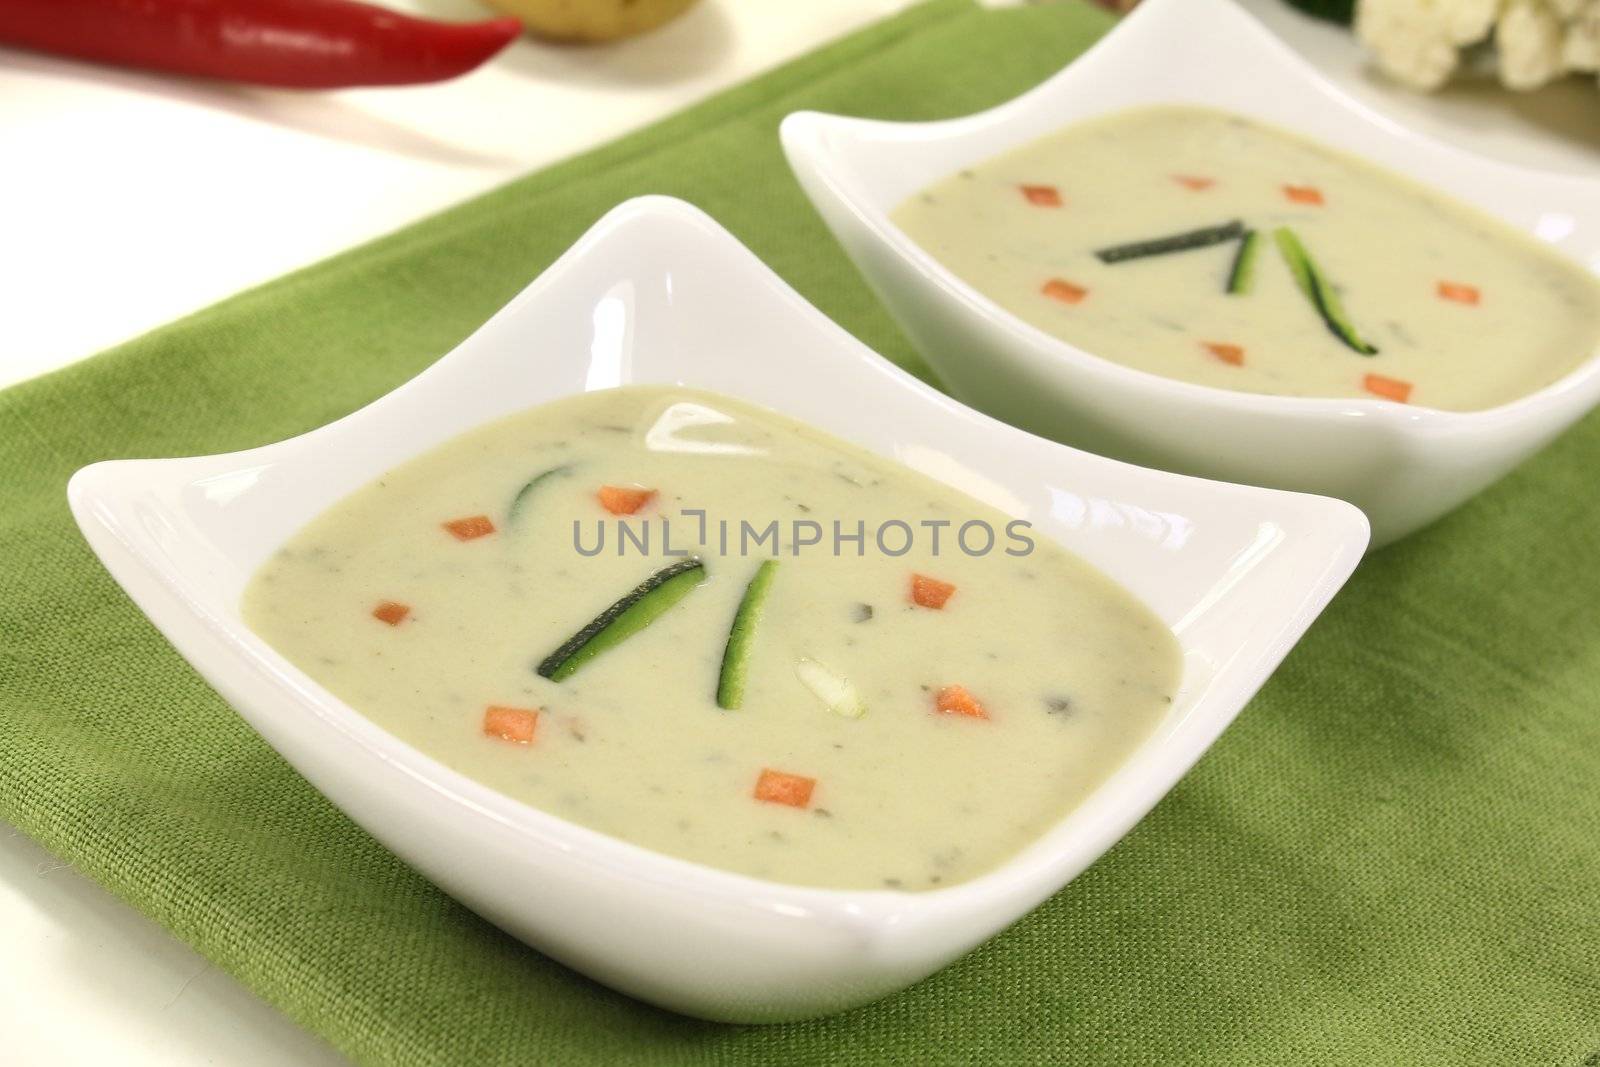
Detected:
[892,105,1600,412]
[243,387,1180,891]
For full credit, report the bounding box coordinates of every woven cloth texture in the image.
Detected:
[2,1,1598,1062]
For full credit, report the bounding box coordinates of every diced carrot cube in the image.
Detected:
[910,573,957,609]
[935,685,989,720]
[1203,341,1245,366]
[1436,281,1480,305]
[754,769,815,808]
[597,486,656,515]
[443,515,496,541]
[1363,373,1413,403]
[1172,174,1215,190]
[1041,278,1087,305]
[372,601,410,626]
[483,705,539,744]
[1283,184,1324,205]
[1019,184,1062,207]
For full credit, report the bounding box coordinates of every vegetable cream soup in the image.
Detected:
[243,387,1180,891]
[892,105,1600,412]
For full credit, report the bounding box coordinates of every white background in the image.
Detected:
[2,1,1594,1062]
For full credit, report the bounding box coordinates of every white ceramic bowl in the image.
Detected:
[779,0,1600,547]
[69,197,1366,1022]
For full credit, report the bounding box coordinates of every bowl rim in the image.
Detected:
[67,195,1369,945]
[777,0,1600,428]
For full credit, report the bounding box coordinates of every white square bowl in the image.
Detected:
[68,196,1367,1022]
[779,0,1600,547]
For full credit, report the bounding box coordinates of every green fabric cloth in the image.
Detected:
[3,1,1598,1061]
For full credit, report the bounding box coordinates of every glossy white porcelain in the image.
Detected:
[68,197,1367,1022]
[779,0,1600,547]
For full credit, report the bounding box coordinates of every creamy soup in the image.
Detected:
[243,387,1180,891]
[892,105,1600,412]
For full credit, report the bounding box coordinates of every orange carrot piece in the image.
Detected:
[910,573,957,609]
[483,705,539,744]
[1019,183,1062,207]
[443,514,496,541]
[1172,174,1215,190]
[597,485,656,515]
[1041,278,1088,305]
[1283,184,1324,205]
[754,768,815,808]
[372,600,410,626]
[1363,373,1413,403]
[935,684,989,720]
[1203,341,1245,366]
[1436,281,1480,305]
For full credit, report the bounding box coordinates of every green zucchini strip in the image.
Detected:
[508,463,572,525]
[1272,227,1379,355]
[537,558,706,682]
[1094,219,1246,264]
[1273,226,1315,298]
[716,560,780,710]
[1225,229,1261,295]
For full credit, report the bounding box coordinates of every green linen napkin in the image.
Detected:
[4,1,1599,1062]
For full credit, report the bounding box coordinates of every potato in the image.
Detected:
[485,0,700,42]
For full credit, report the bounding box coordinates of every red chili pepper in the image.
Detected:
[0,0,522,89]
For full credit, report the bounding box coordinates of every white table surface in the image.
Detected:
[2,1,1594,1062]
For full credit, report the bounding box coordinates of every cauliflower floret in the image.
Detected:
[1355,0,1500,90]
[1562,0,1600,69]
[1355,0,1600,90]
[1498,1,1568,88]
